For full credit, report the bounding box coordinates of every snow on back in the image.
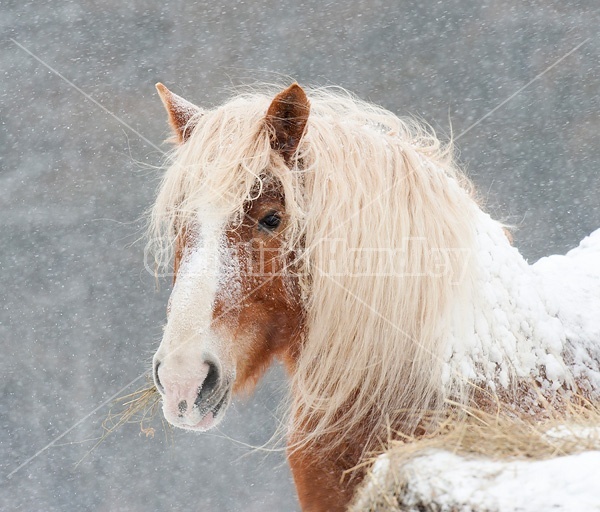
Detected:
[533,228,600,393]
[444,218,600,401]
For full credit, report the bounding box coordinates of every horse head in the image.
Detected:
[151,84,309,431]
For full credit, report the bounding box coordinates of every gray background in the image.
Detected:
[1,1,599,510]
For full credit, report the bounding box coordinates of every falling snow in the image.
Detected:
[2,1,599,511]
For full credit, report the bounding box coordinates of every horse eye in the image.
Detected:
[259,213,281,230]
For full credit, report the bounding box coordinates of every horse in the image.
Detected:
[148,82,600,511]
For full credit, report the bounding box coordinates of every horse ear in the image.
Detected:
[265,83,310,164]
[155,83,202,144]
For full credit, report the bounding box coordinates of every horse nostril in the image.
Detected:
[195,362,220,406]
[204,362,219,391]
[153,360,164,394]
[178,400,187,415]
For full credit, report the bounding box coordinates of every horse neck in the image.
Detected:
[444,209,572,397]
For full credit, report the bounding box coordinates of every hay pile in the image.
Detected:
[350,406,600,512]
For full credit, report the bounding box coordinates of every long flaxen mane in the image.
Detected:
[149,86,479,452]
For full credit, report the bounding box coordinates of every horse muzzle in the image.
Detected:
[153,356,233,431]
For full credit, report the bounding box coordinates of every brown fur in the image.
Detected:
[156,82,201,143]
[265,83,310,164]
[214,187,305,394]
[288,439,365,512]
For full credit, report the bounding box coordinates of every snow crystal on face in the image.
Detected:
[154,209,240,376]
[215,237,241,308]
[168,214,226,329]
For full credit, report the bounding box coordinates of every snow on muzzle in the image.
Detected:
[153,348,234,431]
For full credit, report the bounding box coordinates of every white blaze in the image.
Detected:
[153,212,236,428]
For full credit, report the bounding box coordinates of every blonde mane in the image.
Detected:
[149,86,479,453]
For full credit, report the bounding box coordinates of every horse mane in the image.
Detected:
[149,86,479,454]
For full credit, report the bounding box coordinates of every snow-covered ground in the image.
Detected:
[354,449,600,511]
